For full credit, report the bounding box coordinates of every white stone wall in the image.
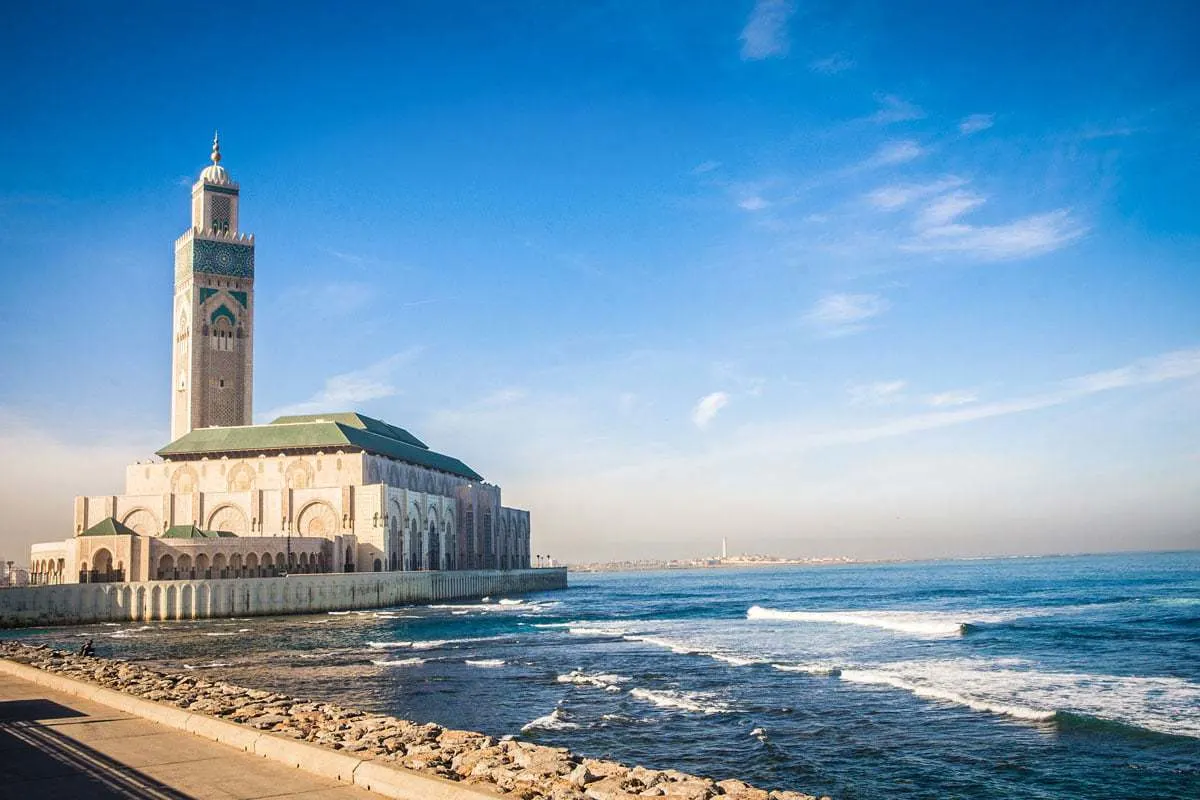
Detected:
[0,568,567,627]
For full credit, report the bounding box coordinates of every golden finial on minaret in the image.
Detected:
[211,130,221,164]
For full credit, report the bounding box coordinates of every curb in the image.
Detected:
[0,658,499,800]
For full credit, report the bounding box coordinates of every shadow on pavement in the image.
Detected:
[0,698,194,799]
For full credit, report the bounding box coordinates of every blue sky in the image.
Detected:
[1,1,1198,562]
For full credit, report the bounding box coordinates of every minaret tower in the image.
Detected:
[170,133,255,441]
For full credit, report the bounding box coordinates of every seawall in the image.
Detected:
[0,568,567,628]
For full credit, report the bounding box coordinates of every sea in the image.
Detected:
[6,551,1198,799]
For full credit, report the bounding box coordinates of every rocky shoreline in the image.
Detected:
[1,642,824,800]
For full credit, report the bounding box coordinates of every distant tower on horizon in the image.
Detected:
[722,537,728,559]
[170,132,256,440]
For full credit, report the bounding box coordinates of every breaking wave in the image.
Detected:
[747,605,985,636]
[557,670,630,691]
[522,706,579,732]
[837,659,1200,737]
[629,687,733,714]
[465,659,506,668]
[371,657,426,667]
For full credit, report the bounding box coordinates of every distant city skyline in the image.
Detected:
[1,1,1198,562]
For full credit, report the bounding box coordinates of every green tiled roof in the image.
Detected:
[269,412,428,449]
[156,411,482,481]
[162,525,237,539]
[80,517,138,537]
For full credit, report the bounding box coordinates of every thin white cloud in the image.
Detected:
[904,209,1086,261]
[959,114,995,135]
[849,380,907,406]
[692,160,721,175]
[738,195,770,211]
[865,176,967,210]
[863,140,926,168]
[280,281,374,316]
[692,392,730,429]
[740,0,796,61]
[926,389,979,407]
[870,94,925,124]
[810,54,854,74]
[916,190,987,227]
[804,293,890,337]
[261,348,423,420]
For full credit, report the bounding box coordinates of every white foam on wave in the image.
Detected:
[183,661,231,670]
[710,652,760,667]
[838,659,1200,737]
[624,635,696,654]
[498,598,524,605]
[465,659,506,668]
[371,657,426,667]
[569,626,625,637]
[411,635,513,650]
[327,611,352,615]
[747,605,989,637]
[629,687,732,714]
[108,625,153,638]
[367,640,413,649]
[521,706,579,732]
[557,670,630,691]
[771,662,842,676]
[204,628,250,637]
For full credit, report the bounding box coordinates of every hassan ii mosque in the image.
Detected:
[28,136,531,585]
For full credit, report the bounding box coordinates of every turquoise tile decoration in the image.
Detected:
[194,239,254,278]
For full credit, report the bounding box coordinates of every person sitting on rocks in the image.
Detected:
[79,639,95,657]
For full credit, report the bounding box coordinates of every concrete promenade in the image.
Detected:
[0,668,381,799]
[0,567,567,628]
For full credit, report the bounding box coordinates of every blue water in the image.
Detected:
[9,552,1199,799]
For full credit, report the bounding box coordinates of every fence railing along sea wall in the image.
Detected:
[0,568,567,628]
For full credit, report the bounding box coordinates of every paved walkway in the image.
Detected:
[0,671,381,800]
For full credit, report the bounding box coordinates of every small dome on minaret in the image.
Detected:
[199,131,232,184]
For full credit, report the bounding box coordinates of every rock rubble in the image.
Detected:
[0,642,825,800]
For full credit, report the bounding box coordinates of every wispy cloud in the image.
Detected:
[737,194,770,211]
[740,0,796,61]
[870,94,925,124]
[916,190,987,227]
[865,176,966,210]
[904,208,1086,261]
[261,348,422,419]
[810,54,854,74]
[804,293,890,337]
[849,380,907,406]
[863,139,926,168]
[926,389,979,407]
[692,392,730,429]
[959,114,994,135]
[864,177,1088,262]
[692,160,721,175]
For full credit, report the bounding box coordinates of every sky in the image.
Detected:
[1,1,1198,563]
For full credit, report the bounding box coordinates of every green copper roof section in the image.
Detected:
[269,412,428,449]
[80,517,138,537]
[156,413,482,481]
[162,525,236,539]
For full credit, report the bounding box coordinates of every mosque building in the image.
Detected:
[28,136,531,585]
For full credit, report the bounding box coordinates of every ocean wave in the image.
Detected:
[204,628,251,637]
[624,635,696,654]
[629,687,732,714]
[465,659,506,668]
[108,625,153,638]
[411,635,513,650]
[747,605,984,636]
[371,657,426,667]
[569,626,626,637]
[840,668,1055,721]
[771,662,842,676]
[521,706,579,732]
[182,661,231,670]
[557,670,630,691]
[838,659,1200,738]
[710,652,761,667]
[367,641,413,649]
[498,598,524,605]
